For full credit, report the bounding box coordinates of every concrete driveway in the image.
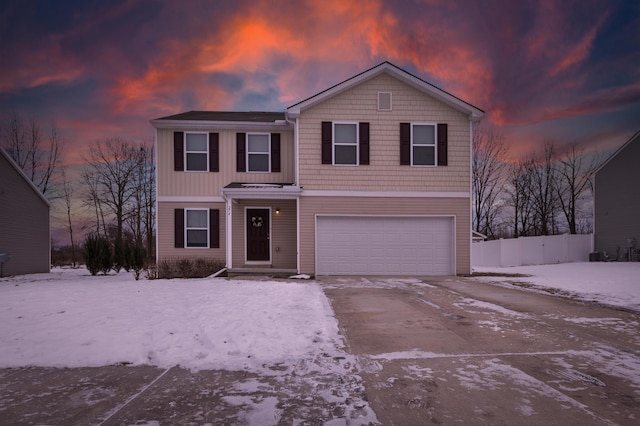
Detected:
[1,275,639,425]
[322,276,640,425]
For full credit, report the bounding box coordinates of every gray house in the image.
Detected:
[0,147,51,275]
[594,130,640,261]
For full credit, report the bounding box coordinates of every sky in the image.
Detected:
[1,0,639,163]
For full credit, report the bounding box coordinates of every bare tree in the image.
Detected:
[554,143,599,234]
[506,159,535,237]
[529,142,559,235]
[472,127,509,239]
[61,168,78,266]
[1,113,63,197]
[125,141,155,258]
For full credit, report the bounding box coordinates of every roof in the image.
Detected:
[595,129,640,174]
[154,111,285,122]
[0,147,51,207]
[286,61,485,121]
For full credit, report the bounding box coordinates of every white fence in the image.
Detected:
[472,234,594,267]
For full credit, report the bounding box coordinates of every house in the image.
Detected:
[594,130,640,260]
[0,147,51,276]
[151,62,485,276]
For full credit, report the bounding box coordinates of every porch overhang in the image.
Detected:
[222,182,302,200]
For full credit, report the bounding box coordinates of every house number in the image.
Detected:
[251,216,264,227]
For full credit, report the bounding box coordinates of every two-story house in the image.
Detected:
[152,62,485,276]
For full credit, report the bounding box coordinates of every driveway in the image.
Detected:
[322,276,640,425]
[1,275,639,425]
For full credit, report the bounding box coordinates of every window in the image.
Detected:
[333,123,358,165]
[185,133,208,171]
[185,209,208,248]
[247,133,270,172]
[411,124,436,166]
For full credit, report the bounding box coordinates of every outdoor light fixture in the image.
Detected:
[275,208,280,215]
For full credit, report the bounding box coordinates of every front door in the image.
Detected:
[246,208,270,261]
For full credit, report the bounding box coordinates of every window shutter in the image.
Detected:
[174,132,184,171]
[400,123,410,165]
[209,209,220,248]
[271,133,281,172]
[236,133,246,172]
[437,123,448,166]
[359,122,370,165]
[174,208,184,248]
[321,121,332,164]
[209,133,219,172]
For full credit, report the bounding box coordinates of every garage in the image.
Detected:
[316,216,454,275]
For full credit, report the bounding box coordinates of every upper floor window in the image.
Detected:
[321,121,369,166]
[247,133,270,172]
[334,123,358,165]
[185,133,208,171]
[400,123,447,167]
[236,133,281,173]
[173,131,219,172]
[411,124,436,166]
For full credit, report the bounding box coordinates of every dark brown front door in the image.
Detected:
[246,208,270,261]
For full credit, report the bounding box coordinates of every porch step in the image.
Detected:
[227,268,298,279]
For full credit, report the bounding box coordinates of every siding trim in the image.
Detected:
[158,196,225,202]
[302,190,469,198]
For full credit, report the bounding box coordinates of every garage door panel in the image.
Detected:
[317,216,454,275]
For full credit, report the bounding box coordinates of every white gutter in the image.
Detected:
[222,193,233,269]
[150,119,290,132]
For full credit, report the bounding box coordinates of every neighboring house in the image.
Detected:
[152,62,485,276]
[0,147,51,275]
[594,130,640,260]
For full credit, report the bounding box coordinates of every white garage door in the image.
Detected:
[316,216,454,275]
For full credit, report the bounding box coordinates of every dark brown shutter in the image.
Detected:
[437,123,448,166]
[236,133,246,172]
[359,122,370,165]
[174,208,184,248]
[400,123,410,165]
[174,132,184,171]
[209,209,220,248]
[321,121,332,164]
[209,133,219,172]
[271,133,281,172]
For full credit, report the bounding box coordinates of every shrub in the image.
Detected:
[155,257,225,279]
[84,235,112,275]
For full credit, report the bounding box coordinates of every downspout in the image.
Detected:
[154,127,160,267]
[222,193,233,269]
[285,113,301,273]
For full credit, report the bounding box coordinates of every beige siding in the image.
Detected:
[157,128,295,197]
[299,196,470,275]
[0,152,50,275]
[298,73,470,192]
[231,199,297,269]
[157,201,226,261]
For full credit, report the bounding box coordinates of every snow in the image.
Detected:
[0,267,344,371]
[472,262,640,312]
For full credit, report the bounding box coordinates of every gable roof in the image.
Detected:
[0,147,51,207]
[595,129,640,174]
[286,61,485,121]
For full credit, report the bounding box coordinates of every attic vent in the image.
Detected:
[378,92,392,111]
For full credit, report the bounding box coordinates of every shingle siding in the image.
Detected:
[298,73,470,192]
[0,150,50,275]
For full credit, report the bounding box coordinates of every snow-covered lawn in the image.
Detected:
[2,262,638,371]
[0,268,344,371]
[473,262,640,312]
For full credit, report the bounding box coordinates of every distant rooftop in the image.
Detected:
[155,111,285,122]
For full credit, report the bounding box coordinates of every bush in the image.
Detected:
[155,257,225,279]
[84,235,112,275]
[129,243,146,280]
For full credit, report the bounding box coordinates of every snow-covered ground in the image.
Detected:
[0,268,344,371]
[473,262,640,312]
